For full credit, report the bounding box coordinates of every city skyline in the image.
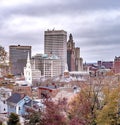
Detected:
[1,0,120,62]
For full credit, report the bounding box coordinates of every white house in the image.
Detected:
[0,87,12,114]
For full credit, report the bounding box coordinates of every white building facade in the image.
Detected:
[0,87,12,114]
[24,53,41,86]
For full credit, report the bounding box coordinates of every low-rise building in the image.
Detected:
[114,56,120,74]
[7,93,32,116]
[31,54,62,78]
[38,86,58,99]
[0,87,12,114]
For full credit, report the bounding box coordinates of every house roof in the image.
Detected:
[7,93,26,104]
[38,86,57,91]
[24,100,38,107]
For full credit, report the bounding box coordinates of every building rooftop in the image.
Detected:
[7,93,26,104]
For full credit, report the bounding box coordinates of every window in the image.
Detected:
[19,107,20,110]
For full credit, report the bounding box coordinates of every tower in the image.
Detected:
[67,34,76,71]
[24,52,32,85]
[44,30,67,73]
[67,33,83,71]
[9,45,31,75]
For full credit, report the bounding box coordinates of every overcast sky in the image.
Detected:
[0,0,120,63]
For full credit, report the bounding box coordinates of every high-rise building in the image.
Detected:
[67,34,76,71]
[9,45,31,75]
[67,34,83,71]
[44,30,67,73]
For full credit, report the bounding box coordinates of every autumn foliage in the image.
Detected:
[25,75,120,125]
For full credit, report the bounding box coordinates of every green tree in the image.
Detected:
[8,113,20,125]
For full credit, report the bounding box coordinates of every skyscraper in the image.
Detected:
[44,30,67,73]
[67,34,83,71]
[9,45,31,75]
[67,33,76,71]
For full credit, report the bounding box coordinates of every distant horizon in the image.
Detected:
[2,43,116,64]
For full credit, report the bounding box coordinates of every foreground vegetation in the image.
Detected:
[21,75,120,125]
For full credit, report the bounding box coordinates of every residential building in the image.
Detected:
[67,34,83,71]
[44,29,67,73]
[9,45,31,75]
[7,93,31,116]
[0,87,12,114]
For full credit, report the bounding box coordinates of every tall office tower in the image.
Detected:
[9,45,31,75]
[44,30,67,73]
[67,34,83,71]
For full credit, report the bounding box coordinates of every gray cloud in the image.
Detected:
[0,0,120,62]
[1,0,120,19]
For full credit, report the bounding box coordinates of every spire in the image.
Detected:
[27,52,30,63]
[69,33,73,41]
[33,58,35,69]
[26,51,31,68]
[64,63,69,72]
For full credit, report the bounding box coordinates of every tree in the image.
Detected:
[0,45,8,77]
[42,98,67,125]
[25,109,42,125]
[8,113,20,125]
[25,98,68,125]
[0,45,7,64]
[68,76,104,125]
[96,85,120,125]
[0,121,2,125]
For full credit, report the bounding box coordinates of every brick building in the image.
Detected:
[114,56,120,74]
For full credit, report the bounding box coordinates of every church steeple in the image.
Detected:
[67,33,75,49]
[26,52,31,68]
[27,52,30,63]
[69,33,73,41]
